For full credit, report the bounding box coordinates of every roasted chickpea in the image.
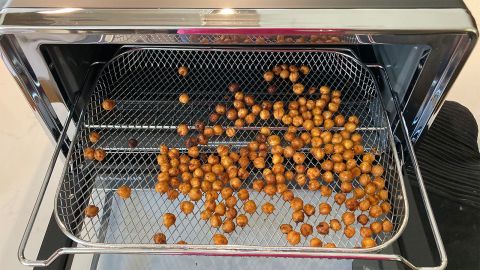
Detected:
[319,85,330,95]
[211,124,223,136]
[344,122,357,133]
[244,200,257,214]
[339,182,352,194]
[200,210,212,221]
[163,213,176,228]
[209,214,222,228]
[244,113,256,125]
[342,211,355,225]
[84,205,99,218]
[180,201,194,215]
[360,227,373,238]
[290,197,303,211]
[371,221,383,234]
[259,109,270,120]
[380,201,392,214]
[371,164,385,177]
[382,219,394,233]
[204,200,216,212]
[155,182,169,194]
[177,123,189,136]
[345,198,359,211]
[282,190,295,202]
[83,147,95,160]
[93,149,106,162]
[264,173,275,184]
[365,183,377,195]
[321,160,333,171]
[263,71,274,82]
[299,65,310,75]
[218,186,232,199]
[287,230,301,246]
[234,214,248,228]
[213,103,227,115]
[229,178,242,190]
[212,180,224,191]
[292,83,305,95]
[323,243,336,248]
[307,179,321,192]
[213,233,228,245]
[319,202,332,215]
[300,223,313,237]
[322,171,335,184]
[279,69,290,79]
[316,222,329,235]
[330,219,342,231]
[190,177,201,188]
[226,82,240,93]
[167,189,179,200]
[187,188,201,201]
[339,171,353,182]
[153,232,167,244]
[87,132,101,144]
[117,185,132,199]
[320,185,332,197]
[209,113,220,123]
[346,115,358,124]
[295,173,307,186]
[334,193,347,205]
[289,71,300,83]
[362,237,377,248]
[357,174,370,187]
[263,184,277,197]
[353,144,365,155]
[252,179,264,192]
[234,189,248,202]
[177,66,189,77]
[101,99,115,111]
[357,214,369,226]
[378,189,389,201]
[344,225,356,238]
[292,210,304,223]
[261,202,275,215]
[292,152,306,165]
[359,199,371,211]
[279,224,293,234]
[249,104,260,115]
[178,93,190,104]
[322,110,333,119]
[358,162,372,174]
[369,205,383,218]
[221,219,236,234]
[367,195,380,206]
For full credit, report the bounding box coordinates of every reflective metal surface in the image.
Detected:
[0,8,476,31]
[1,0,467,9]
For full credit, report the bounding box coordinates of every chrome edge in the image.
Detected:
[18,97,77,267]
[0,8,476,32]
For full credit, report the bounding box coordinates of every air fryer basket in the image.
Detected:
[55,47,407,252]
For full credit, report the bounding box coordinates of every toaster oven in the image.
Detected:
[0,1,477,269]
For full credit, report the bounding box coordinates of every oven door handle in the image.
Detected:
[17,97,78,267]
[370,64,448,270]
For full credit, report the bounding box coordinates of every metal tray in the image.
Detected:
[54,48,407,252]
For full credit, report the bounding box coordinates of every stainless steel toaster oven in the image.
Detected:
[0,1,477,269]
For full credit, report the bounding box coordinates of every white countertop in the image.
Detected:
[0,2,479,269]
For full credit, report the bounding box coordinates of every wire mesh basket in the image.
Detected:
[55,47,407,252]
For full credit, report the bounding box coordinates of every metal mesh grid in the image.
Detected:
[103,34,359,45]
[56,48,406,251]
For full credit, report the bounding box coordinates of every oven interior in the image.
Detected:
[24,41,447,268]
